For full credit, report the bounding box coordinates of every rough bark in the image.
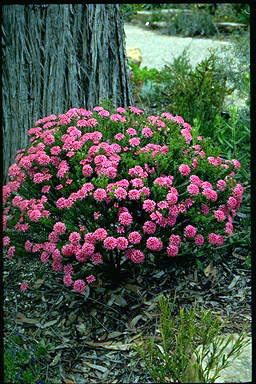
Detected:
[2,4,132,182]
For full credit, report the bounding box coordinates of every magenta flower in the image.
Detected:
[27,209,41,222]
[20,282,29,292]
[225,222,233,236]
[128,231,142,244]
[116,225,125,234]
[40,251,50,263]
[184,225,197,238]
[143,199,156,213]
[119,212,133,226]
[217,179,227,191]
[232,159,240,169]
[64,264,74,274]
[91,252,103,265]
[3,236,10,247]
[69,232,81,244]
[3,106,245,298]
[94,228,108,241]
[93,188,107,201]
[86,275,96,284]
[73,279,86,293]
[7,246,16,259]
[115,133,125,141]
[103,236,117,250]
[166,193,178,204]
[128,189,141,200]
[64,274,73,286]
[141,187,150,197]
[202,188,218,202]
[53,222,66,234]
[52,262,63,272]
[131,178,144,188]
[179,164,191,176]
[130,249,145,264]
[192,158,198,168]
[116,237,129,250]
[214,210,225,222]
[169,235,181,246]
[98,109,110,117]
[129,138,140,147]
[116,107,126,113]
[85,232,96,243]
[167,245,179,257]
[142,127,153,137]
[146,237,163,251]
[82,164,93,177]
[227,196,237,209]
[127,128,137,136]
[114,187,127,200]
[189,175,202,186]
[81,242,95,256]
[194,234,204,246]
[232,184,244,199]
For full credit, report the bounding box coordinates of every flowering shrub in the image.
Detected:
[3,105,244,294]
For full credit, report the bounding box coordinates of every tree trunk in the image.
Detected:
[2,4,132,182]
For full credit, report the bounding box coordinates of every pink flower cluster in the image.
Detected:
[3,105,244,295]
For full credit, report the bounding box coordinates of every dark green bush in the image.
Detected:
[214,105,250,170]
[163,9,218,37]
[158,50,235,138]
[120,4,143,22]
[214,3,250,24]
[129,40,250,140]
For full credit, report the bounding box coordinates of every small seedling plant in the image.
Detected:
[134,294,250,383]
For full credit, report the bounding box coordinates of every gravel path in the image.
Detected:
[124,23,234,70]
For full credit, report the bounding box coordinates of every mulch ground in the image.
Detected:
[4,242,251,383]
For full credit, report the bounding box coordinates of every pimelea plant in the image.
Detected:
[3,104,244,295]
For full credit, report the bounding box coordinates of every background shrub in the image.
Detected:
[163,9,217,37]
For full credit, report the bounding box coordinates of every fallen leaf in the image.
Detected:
[33,278,44,289]
[50,351,62,366]
[228,275,240,289]
[153,271,165,279]
[41,318,60,329]
[128,332,143,341]
[204,265,218,282]
[81,340,132,351]
[76,322,90,337]
[55,342,77,350]
[129,314,143,329]
[144,311,159,319]
[55,295,64,306]
[110,294,127,307]
[63,378,76,384]
[124,283,141,294]
[107,293,115,306]
[16,313,40,326]
[82,361,108,373]
[156,343,165,356]
[96,331,108,342]
[232,250,245,260]
[107,331,123,339]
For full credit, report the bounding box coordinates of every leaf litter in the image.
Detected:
[4,246,251,383]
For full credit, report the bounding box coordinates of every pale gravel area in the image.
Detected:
[124,23,235,70]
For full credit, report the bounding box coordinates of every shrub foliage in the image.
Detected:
[3,104,244,294]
